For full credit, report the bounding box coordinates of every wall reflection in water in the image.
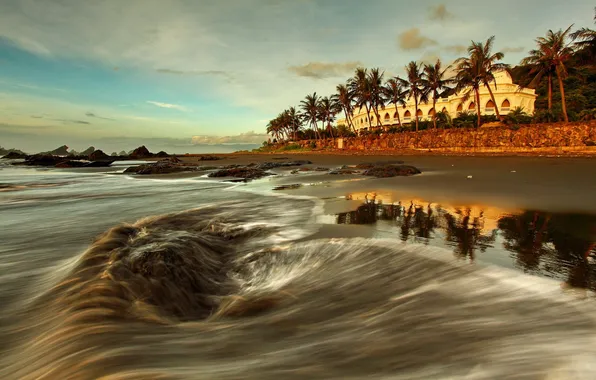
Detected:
[337,193,596,291]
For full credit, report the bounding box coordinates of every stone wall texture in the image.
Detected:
[293,122,596,154]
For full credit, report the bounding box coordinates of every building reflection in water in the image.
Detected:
[338,192,596,291]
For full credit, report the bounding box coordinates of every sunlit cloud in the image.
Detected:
[146,101,188,112]
[191,131,268,145]
[398,28,438,50]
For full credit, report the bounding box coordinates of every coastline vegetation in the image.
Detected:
[265,10,596,145]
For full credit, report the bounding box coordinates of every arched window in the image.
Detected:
[393,112,399,119]
[441,107,447,113]
[371,116,375,123]
[416,109,423,120]
[457,104,463,112]
[384,113,390,121]
[486,100,496,113]
[502,99,511,112]
[428,108,435,117]
[468,102,476,110]
[404,110,412,121]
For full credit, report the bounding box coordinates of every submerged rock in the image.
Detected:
[208,167,273,180]
[124,159,196,175]
[55,160,89,168]
[257,160,312,170]
[199,155,221,161]
[362,164,421,178]
[2,151,28,159]
[272,184,302,190]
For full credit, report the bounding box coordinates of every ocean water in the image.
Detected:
[1,161,596,379]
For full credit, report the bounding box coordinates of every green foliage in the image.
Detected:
[279,144,302,151]
[578,108,596,120]
[452,111,477,128]
[506,107,533,125]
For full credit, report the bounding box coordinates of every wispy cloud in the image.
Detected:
[53,118,91,125]
[398,28,438,51]
[191,131,267,145]
[85,111,115,121]
[146,101,188,112]
[444,45,468,55]
[288,61,363,79]
[501,46,525,53]
[428,4,454,21]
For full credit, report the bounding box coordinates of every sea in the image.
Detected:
[1,158,596,379]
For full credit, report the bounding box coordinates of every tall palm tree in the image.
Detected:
[300,92,322,139]
[403,61,428,132]
[532,26,575,122]
[453,53,483,128]
[421,59,453,129]
[349,68,373,128]
[520,48,557,113]
[335,83,356,133]
[469,36,509,120]
[383,77,408,127]
[367,68,385,128]
[571,8,596,62]
[318,96,337,138]
[286,107,302,141]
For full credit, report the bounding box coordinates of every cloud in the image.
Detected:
[191,131,268,145]
[420,52,441,65]
[444,45,468,55]
[146,101,188,112]
[428,4,454,21]
[85,111,115,121]
[398,28,438,50]
[53,118,91,125]
[287,61,363,79]
[501,46,525,53]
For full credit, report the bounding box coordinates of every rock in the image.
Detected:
[273,184,302,190]
[362,164,421,178]
[208,167,274,180]
[119,151,128,156]
[89,149,110,160]
[124,159,196,175]
[55,160,88,168]
[129,145,153,159]
[111,152,118,157]
[46,145,69,156]
[199,155,221,161]
[257,160,312,170]
[80,147,96,156]
[155,151,170,157]
[355,161,404,169]
[2,151,28,159]
[20,154,61,166]
[84,160,114,167]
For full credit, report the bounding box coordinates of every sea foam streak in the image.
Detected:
[2,204,596,380]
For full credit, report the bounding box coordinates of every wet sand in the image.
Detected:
[176,153,596,214]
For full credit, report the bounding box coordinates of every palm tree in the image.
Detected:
[421,59,453,129]
[532,26,575,122]
[383,77,408,127]
[571,8,596,62]
[300,93,322,139]
[286,107,302,141]
[469,36,508,120]
[367,68,385,128]
[335,83,357,133]
[520,48,557,113]
[454,53,483,128]
[318,96,337,138]
[349,68,373,129]
[403,61,428,132]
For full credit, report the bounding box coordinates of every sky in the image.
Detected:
[0,0,594,153]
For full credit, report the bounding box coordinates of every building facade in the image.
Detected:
[337,71,537,130]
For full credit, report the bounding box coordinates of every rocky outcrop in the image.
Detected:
[89,150,110,160]
[129,146,153,159]
[2,151,28,159]
[46,145,70,156]
[362,164,421,178]
[123,158,195,175]
[208,167,274,181]
[257,160,312,170]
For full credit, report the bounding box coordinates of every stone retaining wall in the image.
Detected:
[292,122,596,153]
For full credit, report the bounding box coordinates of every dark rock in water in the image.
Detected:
[155,151,170,157]
[2,151,28,159]
[55,160,88,168]
[272,157,289,160]
[119,151,128,156]
[257,160,313,170]
[45,145,69,156]
[84,160,114,167]
[290,166,328,174]
[199,155,221,161]
[20,154,61,166]
[89,149,110,160]
[124,159,195,175]
[129,145,153,159]
[273,184,302,190]
[208,167,273,180]
[362,164,421,178]
[356,161,404,169]
[329,168,359,175]
[111,152,118,157]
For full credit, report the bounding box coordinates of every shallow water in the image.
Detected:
[1,162,596,379]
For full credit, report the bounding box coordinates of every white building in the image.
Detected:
[337,71,537,130]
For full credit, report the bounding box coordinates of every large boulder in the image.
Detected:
[362,164,421,178]
[47,145,70,156]
[155,151,170,157]
[80,146,96,156]
[2,151,28,159]
[124,159,194,175]
[21,154,61,166]
[129,146,153,159]
[89,149,110,160]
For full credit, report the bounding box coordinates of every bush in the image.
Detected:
[452,111,477,129]
[280,144,302,151]
[506,107,533,125]
[578,108,596,121]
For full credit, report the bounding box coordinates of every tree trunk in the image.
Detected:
[485,83,501,120]
[556,68,568,122]
[432,96,437,129]
[547,73,552,111]
[393,102,402,126]
[475,88,481,128]
[414,96,419,132]
[374,106,383,128]
[365,104,372,128]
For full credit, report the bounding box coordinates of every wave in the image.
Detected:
[2,207,596,379]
